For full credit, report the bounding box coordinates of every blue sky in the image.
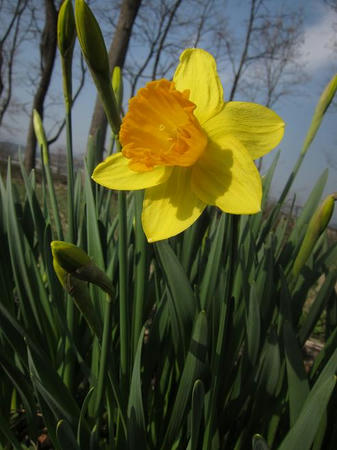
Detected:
[261,0,337,222]
[220,0,337,223]
[1,0,337,223]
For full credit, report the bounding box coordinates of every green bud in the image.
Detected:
[57,0,76,58]
[75,0,120,133]
[51,241,114,296]
[33,109,49,165]
[301,74,337,156]
[75,0,110,76]
[51,241,103,337]
[292,193,337,277]
[112,66,123,111]
[57,0,76,110]
[52,257,68,287]
[314,194,336,235]
[51,240,91,274]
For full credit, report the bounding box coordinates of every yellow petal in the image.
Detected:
[173,49,224,124]
[92,152,172,190]
[203,101,285,159]
[142,167,206,242]
[191,135,262,214]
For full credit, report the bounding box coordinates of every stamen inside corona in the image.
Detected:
[119,79,207,172]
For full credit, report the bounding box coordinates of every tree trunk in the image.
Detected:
[88,0,142,161]
[24,0,57,172]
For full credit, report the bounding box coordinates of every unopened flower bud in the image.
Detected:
[75,0,120,133]
[51,240,91,274]
[75,0,110,76]
[33,109,48,164]
[51,241,114,296]
[301,74,337,155]
[51,247,102,337]
[58,0,76,110]
[57,0,76,58]
[112,66,123,110]
[292,193,337,277]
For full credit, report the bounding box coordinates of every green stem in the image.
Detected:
[93,294,113,416]
[112,134,130,390]
[118,190,129,388]
[107,132,115,156]
[64,108,76,390]
[42,145,63,240]
[132,190,147,360]
[65,109,75,243]
[41,163,48,218]
[63,293,75,390]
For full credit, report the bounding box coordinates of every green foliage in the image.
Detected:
[0,6,337,449]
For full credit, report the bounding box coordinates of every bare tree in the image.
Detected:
[125,0,192,98]
[24,0,58,171]
[87,0,215,158]
[0,0,29,126]
[123,0,304,109]
[217,0,305,105]
[228,0,258,101]
[253,14,304,107]
[88,0,142,161]
[2,0,306,169]
[47,53,87,145]
[150,0,183,80]
[122,0,219,98]
[324,0,337,10]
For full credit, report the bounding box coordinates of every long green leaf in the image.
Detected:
[155,241,196,358]
[199,213,226,310]
[56,419,81,450]
[77,387,95,450]
[298,269,337,345]
[283,320,309,426]
[278,375,336,450]
[161,311,208,449]
[0,411,21,449]
[189,380,205,450]
[246,282,260,366]
[127,328,146,449]
[282,169,328,269]
[0,349,38,439]
[252,434,270,450]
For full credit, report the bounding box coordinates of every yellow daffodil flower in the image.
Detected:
[92,49,285,242]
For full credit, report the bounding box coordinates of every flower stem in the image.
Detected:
[63,293,75,390]
[93,294,113,416]
[64,107,76,391]
[65,109,75,243]
[42,146,63,241]
[132,190,147,360]
[118,190,129,389]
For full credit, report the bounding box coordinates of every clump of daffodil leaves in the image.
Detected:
[92,49,285,242]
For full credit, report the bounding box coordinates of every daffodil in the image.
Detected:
[92,49,284,242]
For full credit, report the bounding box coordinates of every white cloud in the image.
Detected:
[300,9,336,73]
